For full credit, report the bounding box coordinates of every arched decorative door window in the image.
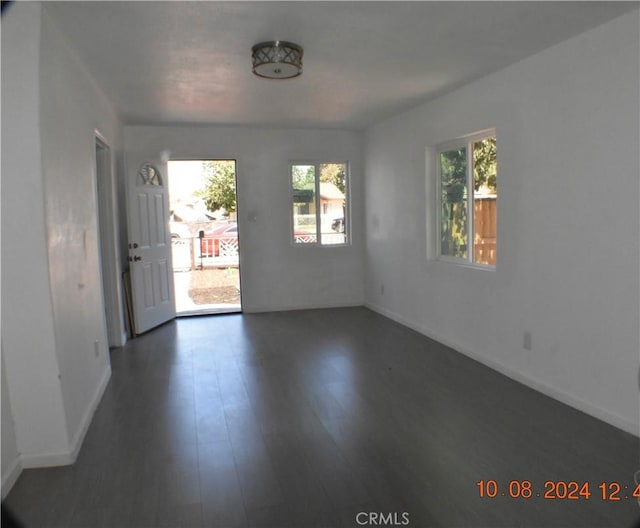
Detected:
[138,163,162,186]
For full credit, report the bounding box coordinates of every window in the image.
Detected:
[437,131,497,266]
[291,162,349,245]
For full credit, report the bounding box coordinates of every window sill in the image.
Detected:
[433,256,495,271]
[291,242,351,248]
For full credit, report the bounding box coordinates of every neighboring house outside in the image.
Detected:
[293,181,345,233]
[170,199,215,224]
[169,199,220,239]
[319,182,345,220]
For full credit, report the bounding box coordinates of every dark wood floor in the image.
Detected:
[5,307,640,527]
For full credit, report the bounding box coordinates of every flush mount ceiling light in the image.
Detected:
[251,41,303,79]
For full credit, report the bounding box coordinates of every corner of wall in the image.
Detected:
[1,458,22,500]
[18,366,111,471]
[66,366,111,465]
[1,353,22,499]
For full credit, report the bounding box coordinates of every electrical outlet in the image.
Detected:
[94,340,100,357]
[523,331,532,351]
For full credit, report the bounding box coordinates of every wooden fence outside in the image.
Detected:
[474,197,496,266]
[171,236,239,271]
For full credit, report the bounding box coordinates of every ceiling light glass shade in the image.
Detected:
[251,41,303,79]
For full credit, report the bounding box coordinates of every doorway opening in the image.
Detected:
[95,134,126,346]
[167,160,242,316]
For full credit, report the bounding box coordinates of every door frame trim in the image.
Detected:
[94,130,127,346]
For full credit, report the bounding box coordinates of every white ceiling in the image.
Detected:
[45,1,636,130]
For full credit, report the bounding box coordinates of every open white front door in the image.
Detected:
[127,162,176,335]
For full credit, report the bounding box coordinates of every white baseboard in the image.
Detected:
[21,365,111,469]
[114,331,127,348]
[365,302,639,437]
[1,456,22,499]
[20,449,74,469]
[244,300,363,314]
[67,366,111,463]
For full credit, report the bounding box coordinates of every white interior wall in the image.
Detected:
[39,7,122,454]
[1,2,71,470]
[123,126,364,312]
[1,354,20,497]
[1,3,124,490]
[364,10,640,435]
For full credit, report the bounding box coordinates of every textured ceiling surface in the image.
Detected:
[44,1,637,129]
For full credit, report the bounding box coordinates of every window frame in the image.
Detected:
[435,129,496,269]
[289,160,350,247]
